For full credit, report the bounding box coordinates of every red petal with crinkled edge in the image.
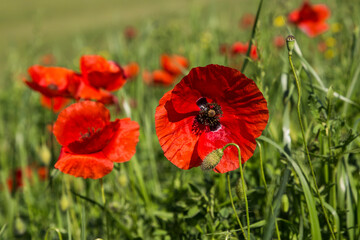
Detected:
[171,65,251,114]
[55,147,113,179]
[102,118,140,163]
[53,101,110,147]
[67,120,120,154]
[80,55,126,91]
[197,114,261,173]
[155,91,202,170]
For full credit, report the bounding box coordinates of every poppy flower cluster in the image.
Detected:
[288,1,330,37]
[53,101,139,179]
[143,54,189,86]
[155,64,268,173]
[24,55,138,112]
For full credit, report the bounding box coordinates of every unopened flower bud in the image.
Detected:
[201,149,224,171]
[286,35,296,55]
[235,178,247,201]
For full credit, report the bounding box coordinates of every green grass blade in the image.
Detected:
[258,136,322,240]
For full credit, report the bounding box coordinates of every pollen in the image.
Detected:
[194,97,222,131]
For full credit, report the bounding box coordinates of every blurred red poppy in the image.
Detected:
[25,65,80,98]
[7,167,32,192]
[80,55,126,92]
[124,26,137,40]
[231,42,258,60]
[123,62,140,79]
[41,95,71,113]
[155,64,268,173]
[53,101,139,179]
[143,70,175,86]
[273,35,286,48]
[288,1,330,37]
[161,54,189,76]
[240,13,255,29]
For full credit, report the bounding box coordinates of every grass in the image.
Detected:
[0,0,360,239]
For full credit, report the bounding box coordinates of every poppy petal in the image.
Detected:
[55,147,113,179]
[40,96,71,113]
[53,101,110,146]
[155,91,202,170]
[298,22,329,38]
[102,118,140,163]
[161,54,188,75]
[197,114,260,173]
[67,120,120,154]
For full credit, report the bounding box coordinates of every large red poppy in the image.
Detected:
[53,101,139,179]
[80,55,126,92]
[288,1,330,37]
[155,64,268,173]
[25,65,80,98]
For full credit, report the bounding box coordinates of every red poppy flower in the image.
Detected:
[143,70,175,86]
[123,62,140,79]
[80,55,126,92]
[53,101,139,179]
[40,54,56,65]
[288,1,330,37]
[25,65,80,98]
[155,64,268,173]
[160,54,189,76]
[41,95,71,113]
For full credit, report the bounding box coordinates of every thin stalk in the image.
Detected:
[100,179,109,239]
[288,46,336,239]
[49,98,56,187]
[258,142,280,240]
[223,143,250,238]
[227,173,247,240]
[241,0,264,73]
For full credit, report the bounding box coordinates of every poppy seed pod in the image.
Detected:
[201,148,224,171]
[286,35,296,55]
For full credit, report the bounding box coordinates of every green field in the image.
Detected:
[0,0,359,239]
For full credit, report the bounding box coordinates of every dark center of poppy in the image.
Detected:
[47,83,58,91]
[80,127,101,140]
[194,97,222,131]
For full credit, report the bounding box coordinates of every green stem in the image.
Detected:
[227,173,247,240]
[223,143,250,239]
[258,142,281,240]
[100,179,109,239]
[288,51,336,239]
[241,0,264,73]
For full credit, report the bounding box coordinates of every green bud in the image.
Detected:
[327,85,334,102]
[235,178,247,201]
[286,35,296,55]
[201,149,224,171]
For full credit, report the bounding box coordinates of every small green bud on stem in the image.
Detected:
[201,148,224,171]
[286,35,296,56]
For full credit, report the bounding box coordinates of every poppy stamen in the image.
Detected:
[194,98,222,132]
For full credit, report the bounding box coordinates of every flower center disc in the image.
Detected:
[194,97,222,131]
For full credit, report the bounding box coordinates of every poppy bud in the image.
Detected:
[286,35,296,55]
[60,194,70,211]
[235,178,247,201]
[201,149,224,171]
